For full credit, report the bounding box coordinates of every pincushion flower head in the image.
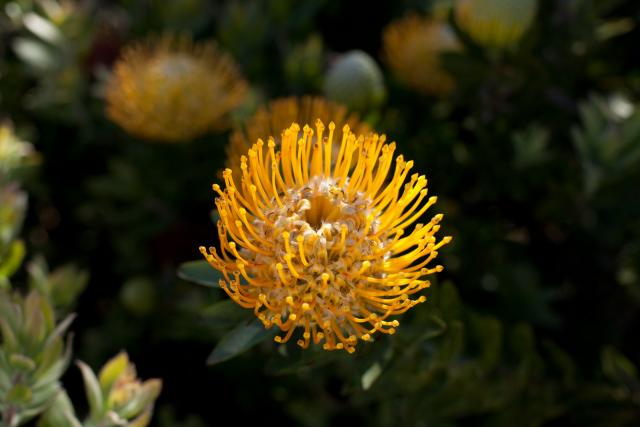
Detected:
[226,96,370,183]
[455,0,537,49]
[105,34,247,142]
[383,15,461,96]
[201,121,451,353]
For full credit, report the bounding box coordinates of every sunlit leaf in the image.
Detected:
[361,362,383,390]
[23,12,65,46]
[12,37,60,71]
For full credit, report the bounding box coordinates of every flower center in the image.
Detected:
[304,195,340,229]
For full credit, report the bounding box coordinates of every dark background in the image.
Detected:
[2,0,640,425]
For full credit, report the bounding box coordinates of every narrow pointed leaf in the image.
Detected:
[177,260,222,288]
[207,319,275,365]
[76,361,104,419]
[201,299,252,330]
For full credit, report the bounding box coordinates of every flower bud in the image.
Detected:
[455,0,537,49]
[98,352,162,425]
[324,50,386,112]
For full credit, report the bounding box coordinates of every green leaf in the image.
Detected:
[28,381,60,413]
[418,314,447,342]
[207,319,275,365]
[37,391,82,427]
[438,282,461,322]
[361,362,383,390]
[9,353,36,373]
[602,346,638,384]
[436,320,464,365]
[470,314,503,371]
[126,407,152,427]
[264,345,339,376]
[543,340,576,386]
[201,299,252,330]
[76,361,104,419]
[23,12,65,46]
[12,37,60,71]
[7,383,33,404]
[177,260,223,288]
[0,240,26,279]
[117,379,162,419]
[510,323,535,361]
[98,352,130,395]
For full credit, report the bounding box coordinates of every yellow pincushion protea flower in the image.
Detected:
[105,34,247,142]
[226,96,370,182]
[383,15,461,96]
[201,121,451,352]
[455,0,537,49]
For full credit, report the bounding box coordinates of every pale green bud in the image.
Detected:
[324,50,386,112]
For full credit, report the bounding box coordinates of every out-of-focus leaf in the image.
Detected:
[126,407,153,427]
[43,313,75,349]
[510,323,536,360]
[264,344,341,376]
[47,265,89,311]
[200,299,252,330]
[7,383,32,404]
[177,260,223,288]
[98,352,129,395]
[9,353,36,372]
[470,313,502,371]
[438,282,461,322]
[420,314,448,341]
[23,12,65,46]
[76,361,104,419]
[573,95,640,195]
[38,391,82,427]
[595,18,635,41]
[207,319,274,365]
[513,125,550,169]
[543,340,576,386]
[12,37,60,71]
[0,239,26,279]
[117,379,162,419]
[361,362,383,390]
[120,277,156,316]
[602,346,638,384]
[436,320,464,364]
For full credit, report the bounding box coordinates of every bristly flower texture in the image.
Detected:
[383,15,461,96]
[201,121,451,352]
[105,34,247,142]
[226,96,370,183]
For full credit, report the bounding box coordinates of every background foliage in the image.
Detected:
[1,0,640,426]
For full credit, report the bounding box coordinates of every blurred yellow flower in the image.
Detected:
[226,96,370,182]
[201,121,451,352]
[105,34,247,142]
[383,15,461,96]
[455,0,537,49]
